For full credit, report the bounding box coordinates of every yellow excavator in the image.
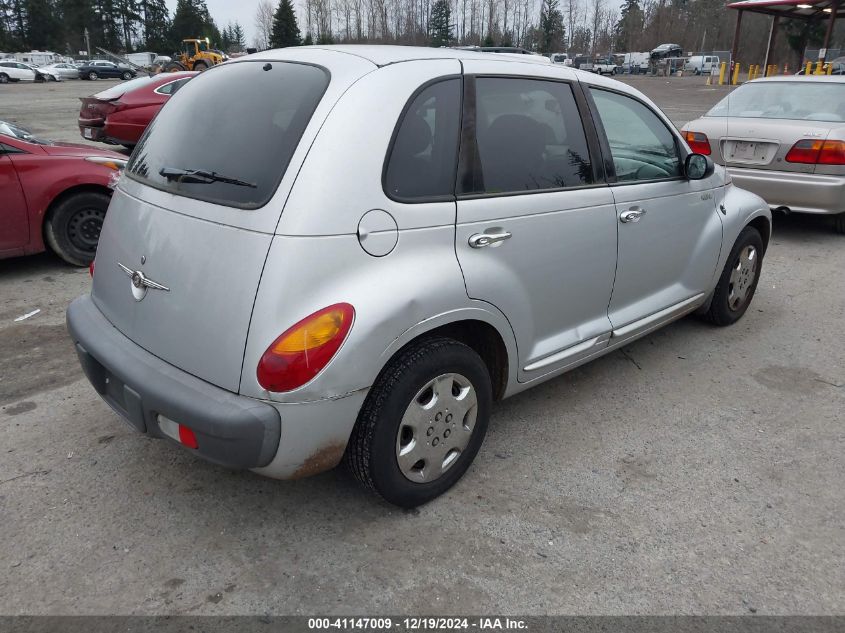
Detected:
[164,38,223,72]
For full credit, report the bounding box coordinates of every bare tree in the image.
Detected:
[255,0,274,49]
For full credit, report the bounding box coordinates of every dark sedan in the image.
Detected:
[77,60,136,81]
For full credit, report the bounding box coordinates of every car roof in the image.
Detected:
[257,44,552,67]
[748,75,845,84]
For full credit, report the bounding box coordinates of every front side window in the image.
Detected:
[590,88,681,182]
[466,77,594,194]
[384,78,462,201]
[128,61,328,208]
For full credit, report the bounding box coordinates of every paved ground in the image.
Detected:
[1,75,843,616]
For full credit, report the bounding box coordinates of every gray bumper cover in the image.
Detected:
[66,295,280,469]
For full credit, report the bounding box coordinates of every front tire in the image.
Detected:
[192,60,209,71]
[121,71,132,80]
[347,337,492,507]
[704,226,764,326]
[44,191,111,266]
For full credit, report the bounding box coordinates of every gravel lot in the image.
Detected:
[1,74,843,616]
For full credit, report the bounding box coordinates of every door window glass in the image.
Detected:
[467,77,594,194]
[590,88,681,182]
[384,78,462,201]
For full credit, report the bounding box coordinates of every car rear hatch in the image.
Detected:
[719,118,832,173]
[90,53,374,392]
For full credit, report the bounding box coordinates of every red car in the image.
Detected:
[78,72,196,148]
[0,121,126,266]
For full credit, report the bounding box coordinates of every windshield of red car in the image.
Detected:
[0,121,51,145]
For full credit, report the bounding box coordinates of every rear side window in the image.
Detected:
[384,79,462,201]
[466,78,594,194]
[127,61,329,208]
[155,77,191,95]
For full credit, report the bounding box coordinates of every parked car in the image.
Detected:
[550,52,569,64]
[18,61,62,81]
[682,76,845,233]
[40,62,81,80]
[67,46,770,507]
[685,55,720,75]
[78,72,196,148]
[0,120,126,265]
[0,60,38,82]
[581,57,616,75]
[78,60,136,80]
[571,55,591,69]
[651,43,683,59]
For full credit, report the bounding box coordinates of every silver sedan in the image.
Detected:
[682,76,845,233]
[39,62,80,80]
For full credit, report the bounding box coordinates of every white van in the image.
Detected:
[685,55,720,75]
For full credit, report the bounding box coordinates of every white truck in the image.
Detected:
[579,57,617,75]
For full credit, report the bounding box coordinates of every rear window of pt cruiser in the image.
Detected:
[127,61,329,209]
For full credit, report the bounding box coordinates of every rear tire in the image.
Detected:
[0,73,8,83]
[164,61,186,72]
[346,337,492,508]
[833,213,845,235]
[121,71,132,80]
[88,71,98,80]
[44,191,111,267]
[193,60,209,71]
[703,226,764,326]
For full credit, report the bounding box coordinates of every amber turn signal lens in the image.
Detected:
[257,303,355,392]
[684,131,711,155]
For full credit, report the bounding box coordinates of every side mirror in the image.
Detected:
[685,153,714,180]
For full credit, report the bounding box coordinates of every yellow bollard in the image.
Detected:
[814,61,823,75]
[719,62,727,85]
[732,62,741,85]
[806,61,813,74]
[827,63,833,75]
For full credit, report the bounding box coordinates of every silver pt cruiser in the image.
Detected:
[67,46,771,507]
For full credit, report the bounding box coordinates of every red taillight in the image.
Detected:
[178,424,198,449]
[684,131,711,155]
[786,139,845,165]
[89,260,95,277]
[256,303,355,392]
[819,140,845,165]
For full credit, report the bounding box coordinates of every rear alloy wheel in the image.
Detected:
[88,71,98,80]
[347,337,492,507]
[121,71,132,80]
[833,213,845,235]
[0,73,8,83]
[703,226,764,326]
[44,191,111,266]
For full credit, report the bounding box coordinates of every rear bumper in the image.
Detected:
[66,294,281,469]
[728,167,845,215]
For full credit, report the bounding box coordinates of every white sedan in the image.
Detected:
[0,61,37,83]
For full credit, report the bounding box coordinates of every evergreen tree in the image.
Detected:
[429,0,451,47]
[302,31,312,45]
[24,0,61,49]
[614,0,642,53]
[170,0,205,42]
[269,0,299,48]
[231,20,245,50]
[140,0,170,51]
[538,0,564,54]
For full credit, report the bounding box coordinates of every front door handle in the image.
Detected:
[469,230,512,248]
[620,207,647,223]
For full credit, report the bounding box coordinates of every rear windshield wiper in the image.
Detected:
[159,166,257,188]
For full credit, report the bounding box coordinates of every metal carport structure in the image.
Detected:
[728,0,843,70]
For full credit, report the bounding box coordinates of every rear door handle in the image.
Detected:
[469,231,512,248]
[620,207,647,223]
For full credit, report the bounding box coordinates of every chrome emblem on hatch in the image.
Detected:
[118,262,170,302]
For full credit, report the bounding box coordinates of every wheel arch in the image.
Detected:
[747,215,771,254]
[42,184,112,246]
[376,308,518,402]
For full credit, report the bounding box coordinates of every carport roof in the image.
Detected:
[727,0,845,20]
